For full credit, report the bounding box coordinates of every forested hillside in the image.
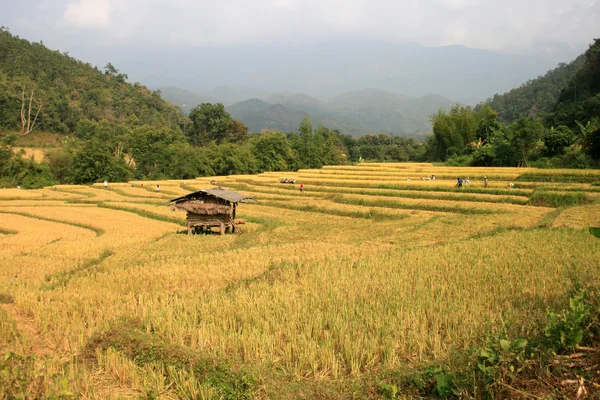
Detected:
[483,54,585,124]
[0,28,183,134]
[429,40,600,168]
[547,38,600,129]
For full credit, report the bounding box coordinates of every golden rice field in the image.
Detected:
[1,163,600,399]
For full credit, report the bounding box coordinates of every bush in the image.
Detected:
[444,154,473,166]
[528,191,589,207]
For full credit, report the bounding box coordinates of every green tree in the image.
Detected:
[203,142,257,176]
[543,125,574,156]
[509,118,545,167]
[186,103,233,146]
[45,148,74,183]
[71,139,132,183]
[430,105,477,161]
[252,130,296,171]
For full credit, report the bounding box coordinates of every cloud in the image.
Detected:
[63,0,111,28]
[2,0,598,53]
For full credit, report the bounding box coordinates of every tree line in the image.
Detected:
[1,27,599,189]
[0,101,429,188]
[428,38,600,169]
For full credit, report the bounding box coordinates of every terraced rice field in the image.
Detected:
[1,163,600,399]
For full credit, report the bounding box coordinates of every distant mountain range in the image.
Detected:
[160,87,456,136]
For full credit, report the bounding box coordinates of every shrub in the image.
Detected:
[528,190,589,207]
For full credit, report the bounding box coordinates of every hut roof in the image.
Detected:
[169,187,255,205]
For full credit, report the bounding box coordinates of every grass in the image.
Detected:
[0,210,105,236]
[0,162,599,399]
[42,249,115,290]
[97,202,186,226]
[528,190,590,208]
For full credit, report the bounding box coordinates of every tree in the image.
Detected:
[475,103,501,142]
[252,130,296,171]
[543,125,574,156]
[186,103,233,146]
[429,105,477,161]
[45,148,74,183]
[509,118,545,167]
[19,87,43,135]
[72,139,132,183]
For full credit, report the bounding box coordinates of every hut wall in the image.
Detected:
[187,212,232,225]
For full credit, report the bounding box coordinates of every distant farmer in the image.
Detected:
[431,175,436,180]
[508,182,514,189]
[300,183,304,193]
[465,177,470,185]
[457,177,463,188]
[103,180,108,188]
[156,184,160,192]
[484,177,489,188]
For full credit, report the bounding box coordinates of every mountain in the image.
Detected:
[159,86,216,114]
[104,40,558,104]
[483,54,586,124]
[227,99,307,133]
[225,89,456,136]
[0,28,182,134]
[547,38,600,129]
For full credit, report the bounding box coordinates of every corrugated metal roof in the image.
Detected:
[169,188,255,204]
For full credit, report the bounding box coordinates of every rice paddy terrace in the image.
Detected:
[1,163,600,398]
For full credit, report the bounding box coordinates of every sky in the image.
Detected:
[1,0,599,100]
[3,0,598,52]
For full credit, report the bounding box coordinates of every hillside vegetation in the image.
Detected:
[484,55,585,124]
[432,39,600,168]
[0,28,183,134]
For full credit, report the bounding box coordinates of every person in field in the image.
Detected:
[456,177,463,188]
[103,180,108,188]
[465,177,470,185]
[484,177,489,188]
[156,184,160,192]
[508,182,514,189]
[300,183,304,192]
[432,175,436,180]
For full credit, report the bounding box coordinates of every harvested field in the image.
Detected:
[1,163,599,399]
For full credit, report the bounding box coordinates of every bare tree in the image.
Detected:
[20,88,43,136]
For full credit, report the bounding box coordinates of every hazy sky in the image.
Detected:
[3,0,598,52]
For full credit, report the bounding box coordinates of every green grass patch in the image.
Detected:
[330,195,500,215]
[84,319,258,400]
[517,173,600,183]
[259,201,406,221]
[236,178,531,197]
[536,208,566,228]
[42,249,114,290]
[230,181,529,206]
[180,183,201,192]
[97,203,186,226]
[528,191,590,208]
[230,216,285,250]
[0,210,104,236]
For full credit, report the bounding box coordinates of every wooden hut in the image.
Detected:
[169,188,255,235]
